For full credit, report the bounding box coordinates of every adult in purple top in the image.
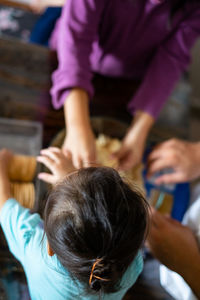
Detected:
[50,0,200,170]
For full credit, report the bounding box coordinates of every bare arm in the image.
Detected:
[181,259,200,299]
[0,150,12,212]
[43,0,65,6]
[147,209,200,298]
[62,88,96,169]
[30,0,65,13]
[113,110,154,170]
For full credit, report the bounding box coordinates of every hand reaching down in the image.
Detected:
[112,128,145,171]
[112,111,154,171]
[62,125,96,169]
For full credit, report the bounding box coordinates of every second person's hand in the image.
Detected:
[147,139,200,184]
[112,110,154,171]
[112,127,145,171]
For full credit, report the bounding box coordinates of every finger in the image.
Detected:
[48,147,61,153]
[83,161,92,167]
[148,148,164,162]
[148,140,178,161]
[38,172,55,184]
[147,159,173,177]
[62,149,72,159]
[73,156,83,169]
[155,172,185,185]
[37,155,55,171]
[40,149,60,164]
[113,148,130,170]
[155,139,179,150]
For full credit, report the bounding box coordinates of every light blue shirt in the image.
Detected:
[0,198,143,300]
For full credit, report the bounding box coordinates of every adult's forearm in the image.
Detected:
[130,110,155,140]
[44,0,65,7]
[181,257,200,298]
[64,88,91,131]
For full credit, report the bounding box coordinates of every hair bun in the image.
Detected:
[89,258,114,292]
[90,278,102,291]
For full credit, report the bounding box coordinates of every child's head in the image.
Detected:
[44,167,148,294]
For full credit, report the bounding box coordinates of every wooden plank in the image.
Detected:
[0,37,65,147]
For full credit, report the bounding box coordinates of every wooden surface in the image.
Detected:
[0,37,65,147]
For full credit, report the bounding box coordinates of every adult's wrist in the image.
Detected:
[128,110,155,140]
[64,88,90,128]
[68,121,92,136]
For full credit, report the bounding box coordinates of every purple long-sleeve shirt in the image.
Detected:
[50,0,200,118]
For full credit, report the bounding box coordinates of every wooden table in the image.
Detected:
[0,37,65,147]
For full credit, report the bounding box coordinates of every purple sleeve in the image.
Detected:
[50,0,106,109]
[128,9,200,119]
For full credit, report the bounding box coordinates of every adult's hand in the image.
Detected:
[62,125,96,169]
[113,111,154,170]
[112,126,145,170]
[148,139,200,184]
[147,208,200,298]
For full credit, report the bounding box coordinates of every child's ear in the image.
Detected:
[47,241,54,257]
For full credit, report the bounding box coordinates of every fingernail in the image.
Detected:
[36,156,42,161]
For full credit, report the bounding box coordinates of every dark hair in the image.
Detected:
[44,167,149,295]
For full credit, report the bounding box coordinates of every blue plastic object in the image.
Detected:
[144,147,190,222]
